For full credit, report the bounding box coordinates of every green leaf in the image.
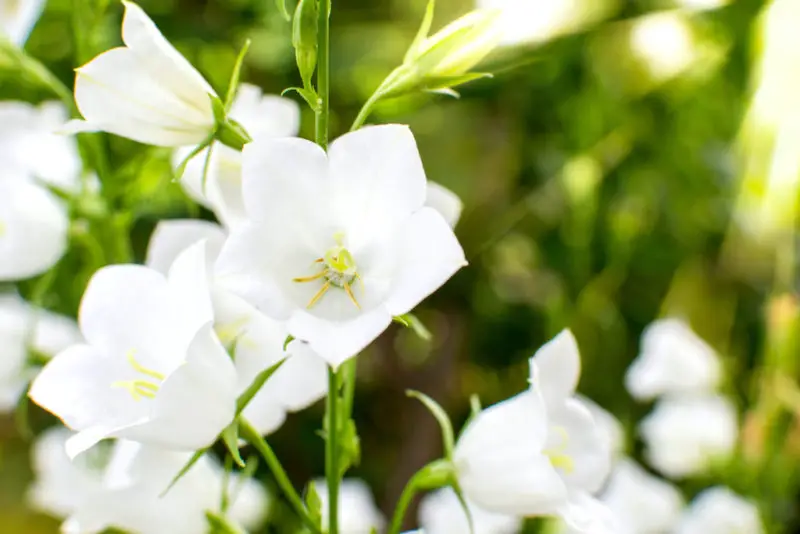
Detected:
[206,511,246,534]
[452,481,476,534]
[221,421,245,468]
[200,141,216,196]
[305,480,323,527]
[224,39,252,112]
[424,72,493,92]
[275,0,291,20]
[210,93,226,125]
[172,135,213,183]
[393,313,432,341]
[292,0,318,90]
[338,418,361,476]
[236,357,287,414]
[283,334,295,351]
[161,448,208,497]
[407,390,455,458]
[404,0,436,64]
[413,458,455,489]
[282,86,320,112]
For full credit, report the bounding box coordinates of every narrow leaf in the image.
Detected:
[404,0,436,64]
[221,421,245,468]
[224,39,252,112]
[305,480,323,526]
[275,0,291,20]
[283,334,295,351]
[161,448,208,497]
[206,511,246,534]
[452,481,476,534]
[236,357,287,414]
[201,141,216,196]
[394,313,432,341]
[172,136,213,183]
[282,86,320,112]
[407,390,455,459]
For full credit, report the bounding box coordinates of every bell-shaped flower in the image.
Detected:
[0,101,82,192]
[600,458,684,534]
[675,486,763,534]
[176,84,300,229]
[0,0,44,45]
[0,179,69,281]
[29,241,238,457]
[39,435,268,534]
[577,395,625,462]
[314,478,385,534]
[453,330,611,520]
[216,125,467,368]
[146,219,328,436]
[626,318,721,401]
[418,487,521,534]
[639,394,738,479]
[0,294,82,411]
[65,1,218,147]
[27,427,106,518]
[555,492,632,534]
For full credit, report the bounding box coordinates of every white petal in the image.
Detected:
[75,47,213,146]
[240,137,330,226]
[529,329,581,406]
[271,341,329,411]
[315,478,386,534]
[166,240,217,348]
[227,472,270,531]
[28,345,149,444]
[383,207,467,315]
[78,265,183,373]
[425,182,463,228]
[120,1,216,106]
[626,318,721,401]
[328,125,427,249]
[547,398,612,494]
[675,486,763,534]
[455,390,567,515]
[602,458,684,534]
[0,0,45,45]
[557,491,630,534]
[146,219,227,274]
[418,487,521,534]
[117,323,237,450]
[231,84,300,139]
[575,395,625,460]
[287,307,393,369]
[0,181,68,281]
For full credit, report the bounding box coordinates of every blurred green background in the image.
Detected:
[2,0,800,532]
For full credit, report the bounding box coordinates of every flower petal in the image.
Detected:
[383,207,467,315]
[287,308,393,369]
[529,329,581,406]
[0,181,68,281]
[231,84,300,139]
[426,181,463,228]
[328,125,427,249]
[116,323,237,450]
[146,219,227,275]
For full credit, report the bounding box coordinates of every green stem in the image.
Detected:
[341,358,357,420]
[314,0,331,149]
[239,419,322,534]
[387,470,422,534]
[325,368,340,534]
[350,91,381,132]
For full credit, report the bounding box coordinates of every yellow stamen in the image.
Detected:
[126,351,165,381]
[293,271,327,283]
[112,351,165,401]
[344,282,361,309]
[307,281,331,309]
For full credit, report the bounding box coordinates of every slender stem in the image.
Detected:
[325,368,340,534]
[239,419,322,534]
[314,0,331,149]
[387,471,422,534]
[350,91,381,132]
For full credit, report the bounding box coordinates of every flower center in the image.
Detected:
[543,425,575,474]
[111,350,165,401]
[293,233,363,310]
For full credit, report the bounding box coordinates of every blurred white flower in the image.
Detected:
[146,219,329,436]
[0,101,82,192]
[629,12,697,82]
[0,0,44,45]
[0,179,69,281]
[601,458,684,534]
[418,487,521,534]
[577,395,625,461]
[625,318,721,401]
[176,84,300,229]
[314,478,385,534]
[65,1,217,146]
[29,241,238,457]
[675,486,763,534]
[216,125,467,368]
[0,294,82,411]
[32,434,269,534]
[555,492,631,534]
[453,330,611,521]
[475,0,615,47]
[639,395,738,479]
[425,182,463,229]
